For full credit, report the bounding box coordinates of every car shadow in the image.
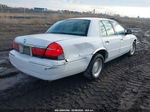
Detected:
[0,53,134,103]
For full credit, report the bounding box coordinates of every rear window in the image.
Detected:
[47,19,90,36]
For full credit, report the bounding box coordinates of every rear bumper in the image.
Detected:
[9,50,88,81]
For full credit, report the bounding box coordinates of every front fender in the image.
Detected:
[130,34,137,43]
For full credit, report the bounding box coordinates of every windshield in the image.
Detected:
[47,19,90,36]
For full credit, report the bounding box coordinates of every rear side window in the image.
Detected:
[99,22,107,36]
[102,21,115,36]
[111,21,125,35]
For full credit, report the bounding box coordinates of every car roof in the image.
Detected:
[69,17,114,21]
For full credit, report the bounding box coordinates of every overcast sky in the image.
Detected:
[0,0,150,18]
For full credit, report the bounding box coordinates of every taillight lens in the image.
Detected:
[32,48,45,57]
[45,42,64,59]
[31,42,64,60]
[13,42,19,51]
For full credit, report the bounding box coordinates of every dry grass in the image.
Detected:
[0,12,43,17]
[0,12,147,27]
[0,12,104,25]
[0,11,150,51]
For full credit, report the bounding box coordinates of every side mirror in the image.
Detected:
[125,29,132,35]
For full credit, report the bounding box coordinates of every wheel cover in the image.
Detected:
[92,58,102,78]
[130,43,136,55]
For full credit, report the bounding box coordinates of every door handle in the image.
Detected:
[105,41,110,44]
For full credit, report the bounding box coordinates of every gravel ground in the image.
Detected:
[0,28,149,112]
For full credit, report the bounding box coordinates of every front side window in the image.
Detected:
[111,21,125,35]
[47,19,90,36]
[102,21,115,36]
[99,21,107,36]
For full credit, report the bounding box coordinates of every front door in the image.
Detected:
[110,21,131,54]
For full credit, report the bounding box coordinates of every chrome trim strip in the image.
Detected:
[30,47,33,56]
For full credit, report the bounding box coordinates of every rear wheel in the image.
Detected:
[128,41,136,56]
[84,54,104,80]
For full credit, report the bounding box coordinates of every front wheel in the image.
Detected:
[84,54,104,80]
[128,41,136,56]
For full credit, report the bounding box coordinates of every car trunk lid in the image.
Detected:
[15,33,77,48]
[14,33,81,56]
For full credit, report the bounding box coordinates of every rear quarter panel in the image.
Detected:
[58,37,105,63]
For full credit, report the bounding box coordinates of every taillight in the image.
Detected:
[32,48,45,57]
[31,42,64,60]
[13,42,19,51]
[45,42,64,59]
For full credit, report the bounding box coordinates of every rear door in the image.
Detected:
[100,20,121,61]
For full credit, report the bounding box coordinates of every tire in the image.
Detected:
[84,53,104,80]
[128,41,136,56]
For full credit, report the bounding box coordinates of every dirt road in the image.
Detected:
[0,28,149,112]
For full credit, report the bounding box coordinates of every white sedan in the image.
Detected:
[9,18,137,80]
